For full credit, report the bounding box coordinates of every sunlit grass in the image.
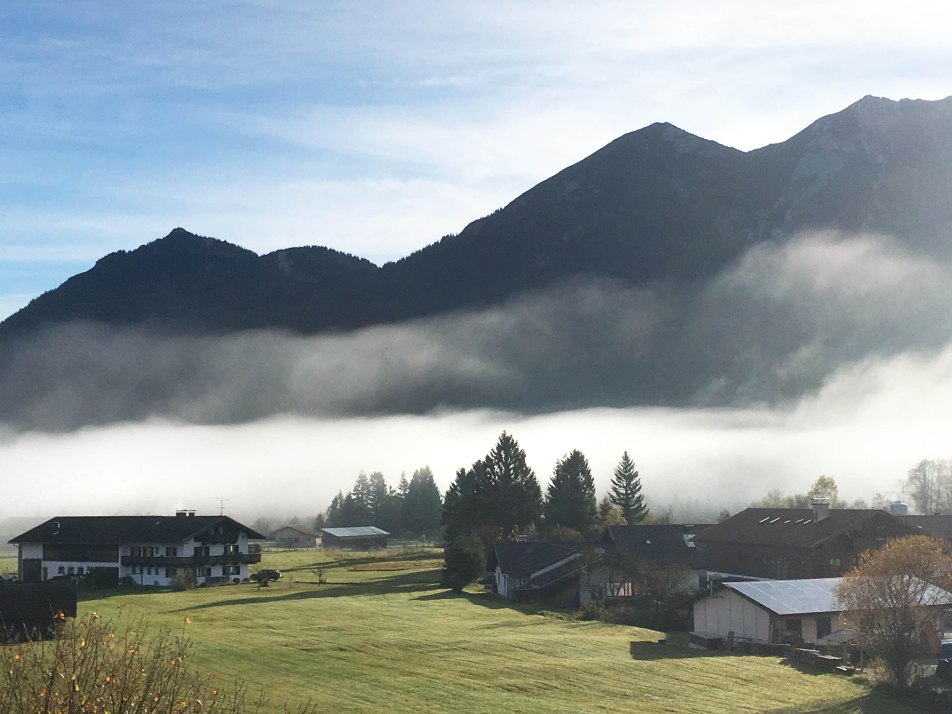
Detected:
[0,554,17,576]
[69,549,914,713]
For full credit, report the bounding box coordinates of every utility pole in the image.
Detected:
[216,497,230,516]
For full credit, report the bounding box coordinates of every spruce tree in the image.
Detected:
[544,449,596,534]
[609,451,648,524]
[404,466,443,539]
[483,432,543,536]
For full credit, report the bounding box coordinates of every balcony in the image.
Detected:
[122,551,261,567]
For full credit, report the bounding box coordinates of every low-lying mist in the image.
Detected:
[1,230,950,522]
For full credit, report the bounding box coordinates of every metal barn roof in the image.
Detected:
[321,527,389,538]
[724,578,841,616]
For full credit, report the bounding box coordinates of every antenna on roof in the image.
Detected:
[216,497,230,516]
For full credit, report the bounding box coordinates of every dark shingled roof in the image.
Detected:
[9,516,266,545]
[515,556,583,592]
[605,524,708,569]
[899,515,952,542]
[693,508,913,549]
[493,542,581,578]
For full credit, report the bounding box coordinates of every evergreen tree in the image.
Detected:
[609,451,648,524]
[544,449,596,534]
[338,472,373,524]
[482,432,542,536]
[397,472,410,498]
[442,432,543,541]
[404,466,443,539]
[442,535,487,592]
[442,464,485,541]
[325,490,346,527]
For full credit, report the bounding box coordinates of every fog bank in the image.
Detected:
[2,339,950,522]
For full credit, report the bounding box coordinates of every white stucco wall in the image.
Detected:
[30,534,253,586]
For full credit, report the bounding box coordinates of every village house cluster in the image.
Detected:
[491,501,952,650]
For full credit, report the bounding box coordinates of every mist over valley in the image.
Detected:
[2,97,952,522]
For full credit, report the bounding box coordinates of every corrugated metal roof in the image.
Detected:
[321,527,389,538]
[725,578,841,615]
[726,577,952,616]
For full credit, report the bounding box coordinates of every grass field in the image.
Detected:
[0,553,17,576]
[69,549,917,713]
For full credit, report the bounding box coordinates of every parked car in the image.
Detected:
[937,640,952,680]
[251,569,281,582]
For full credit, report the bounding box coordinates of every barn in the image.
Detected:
[321,526,389,550]
[692,578,851,649]
[271,524,319,549]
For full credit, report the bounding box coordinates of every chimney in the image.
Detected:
[176,510,196,518]
[811,498,830,522]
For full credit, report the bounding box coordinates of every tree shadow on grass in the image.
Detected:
[627,640,736,661]
[767,691,930,714]
[411,589,531,611]
[162,569,445,613]
[280,551,440,574]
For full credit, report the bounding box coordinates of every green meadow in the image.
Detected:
[69,549,913,713]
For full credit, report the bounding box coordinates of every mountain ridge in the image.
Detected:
[2,95,951,339]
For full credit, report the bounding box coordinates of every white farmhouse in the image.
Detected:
[9,511,266,587]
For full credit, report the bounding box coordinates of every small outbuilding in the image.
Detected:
[320,526,389,550]
[271,524,320,549]
[693,578,855,648]
[493,541,584,608]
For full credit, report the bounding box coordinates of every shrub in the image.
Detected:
[442,535,486,592]
[171,570,198,592]
[0,613,313,713]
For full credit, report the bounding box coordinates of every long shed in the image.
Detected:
[693,578,846,647]
[321,527,389,550]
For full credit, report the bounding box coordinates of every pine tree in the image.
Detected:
[483,432,543,536]
[404,466,443,539]
[442,432,543,540]
[544,449,596,534]
[609,451,648,524]
[442,464,484,541]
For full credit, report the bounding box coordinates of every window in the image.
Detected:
[130,546,142,557]
[143,546,155,557]
[816,617,832,640]
[195,567,211,578]
[224,565,240,576]
[224,544,239,555]
[58,565,65,575]
[67,566,75,574]
[77,567,84,575]
[165,568,177,578]
[165,546,178,557]
[146,567,153,575]
[194,546,210,557]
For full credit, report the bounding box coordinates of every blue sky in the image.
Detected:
[2,1,951,319]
